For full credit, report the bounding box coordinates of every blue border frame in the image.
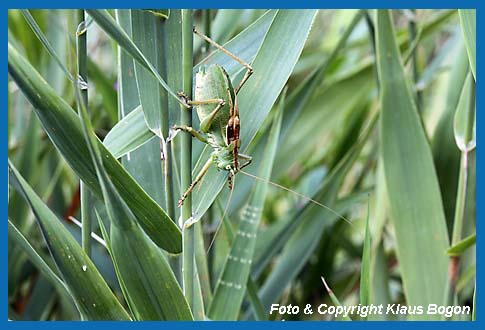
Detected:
[4,1,480,328]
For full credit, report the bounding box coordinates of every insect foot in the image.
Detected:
[177,91,191,108]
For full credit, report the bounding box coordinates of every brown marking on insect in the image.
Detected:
[226,111,240,168]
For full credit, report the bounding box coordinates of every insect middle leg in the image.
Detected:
[178,157,213,206]
[193,27,253,94]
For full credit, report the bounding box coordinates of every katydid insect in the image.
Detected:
[173,28,253,207]
[172,28,353,228]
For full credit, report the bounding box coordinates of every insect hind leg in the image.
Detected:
[193,27,253,94]
[238,153,252,170]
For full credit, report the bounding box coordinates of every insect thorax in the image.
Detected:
[208,133,237,174]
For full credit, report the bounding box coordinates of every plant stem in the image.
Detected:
[76,9,91,257]
[180,9,195,310]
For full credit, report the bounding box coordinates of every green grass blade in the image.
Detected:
[20,9,74,83]
[252,193,368,279]
[8,161,130,320]
[212,201,268,321]
[192,10,317,222]
[208,92,284,320]
[8,218,71,300]
[257,115,376,313]
[376,10,449,315]
[8,42,182,253]
[359,199,371,309]
[76,78,193,320]
[458,10,476,80]
[321,277,352,321]
[447,234,476,257]
[86,9,185,108]
[103,106,156,158]
[432,41,469,227]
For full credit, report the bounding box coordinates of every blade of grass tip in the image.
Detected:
[20,9,74,83]
[75,83,193,320]
[208,90,285,320]
[8,219,71,300]
[8,42,182,254]
[458,10,476,80]
[8,161,131,320]
[180,9,199,315]
[86,9,187,109]
[360,197,371,311]
[76,9,91,258]
[321,277,352,321]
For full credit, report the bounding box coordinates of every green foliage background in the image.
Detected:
[7,9,475,320]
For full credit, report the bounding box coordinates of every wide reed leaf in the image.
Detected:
[8,218,71,301]
[208,94,284,320]
[376,10,449,316]
[75,82,193,320]
[8,43,182,253]
[86,9,185,107]
[8,162,130,320]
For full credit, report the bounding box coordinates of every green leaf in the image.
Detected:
[359,199,371,309]
[321,277,351,321]
[447,234,476,257]
[208,92,284,320]
[256,115,376,312]
[8,161,131,320]
[191,10,317,222]
[8,42,182,253]
[453,73,476,152]
[458,10,476,80]
[103,106,156,159]
[8,218,71,301]
[75,77,193,320]
[20,9,74,82]
[376,10,449,315]
[86,9,185,108]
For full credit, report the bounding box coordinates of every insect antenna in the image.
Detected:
[206,175,236,253]
[239,169,354,227]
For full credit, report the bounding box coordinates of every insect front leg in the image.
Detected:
[172,125,208,143]
[179,157,213,207]
[193,27,253,94]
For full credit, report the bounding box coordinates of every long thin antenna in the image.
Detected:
[206,177,235,253]
[239,170,353,226]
